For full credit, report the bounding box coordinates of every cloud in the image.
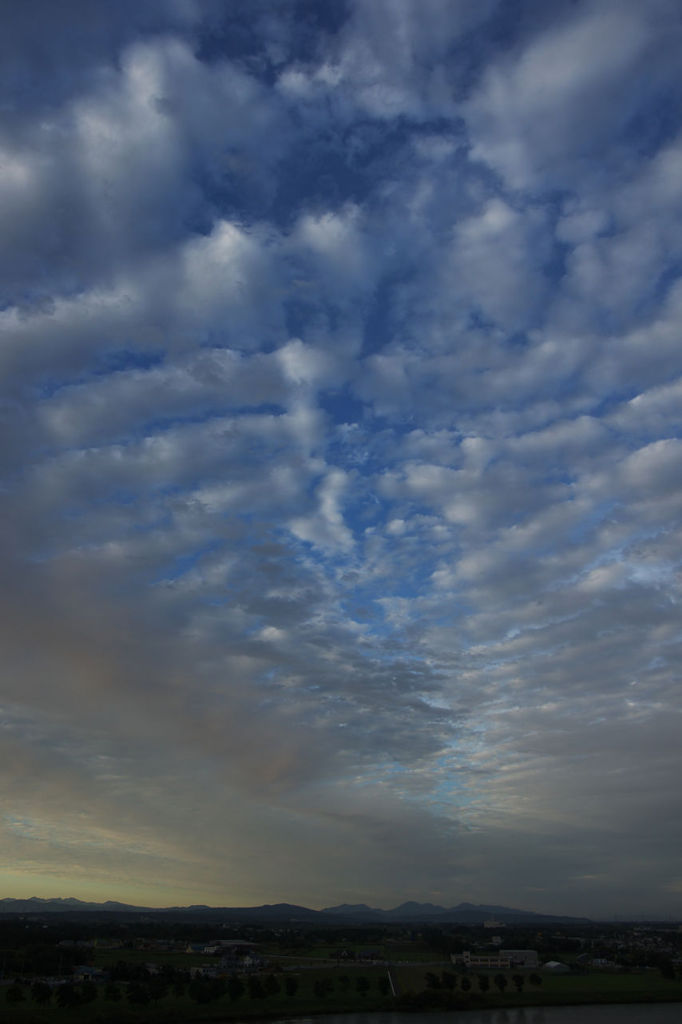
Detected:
[463,0,682,191]
[278,0,498,122]
[449,197,551,330]
[0,0,680,918]
[0,0,202,118]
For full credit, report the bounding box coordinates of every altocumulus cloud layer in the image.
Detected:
[1,0,681,917]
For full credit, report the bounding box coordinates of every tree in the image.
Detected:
[315,977,334,999]
[189,978,213,1004]
[104,982,122,1001]
[80,979,98,1004]
[494,973,508,993]
[284,975,298,998]
[478,974,490,993]
[460,976,471,993]
[149,976,169,1001]
[208,977,227,1001]
[355,975,370,997]
[127,981,150,1006]
[425,971,441,989]
[265,973,281,997]
[228,975,245,1001]
[529,973,542,987]
[512,973,524,992]
[111,959,130,981]
[660,959,676,980]
[248,975,265,1000]
[6,983,25,1005]
[441,970,457,992]
[56,983,81,1008]
[31,981,52,1005]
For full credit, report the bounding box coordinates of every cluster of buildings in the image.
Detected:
[451,949,576,973]
[451,949,539,970]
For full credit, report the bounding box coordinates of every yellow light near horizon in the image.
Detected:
[0,871,200,908]
[0,868,279,910]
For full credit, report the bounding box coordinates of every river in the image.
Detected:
[265,1008,682,1024]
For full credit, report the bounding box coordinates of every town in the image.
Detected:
[1,913,681,1020]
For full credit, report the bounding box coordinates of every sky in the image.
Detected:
[1,0,681,920]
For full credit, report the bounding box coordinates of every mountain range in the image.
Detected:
[0,897,589,924]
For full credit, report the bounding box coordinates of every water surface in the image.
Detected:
[268,1007,682,1024]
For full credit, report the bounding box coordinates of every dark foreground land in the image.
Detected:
[1,915,681,1022]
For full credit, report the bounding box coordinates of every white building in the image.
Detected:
[452,951,511,969]
[452,948,538,970]
[544,961,570,973]
[501,949,539,968]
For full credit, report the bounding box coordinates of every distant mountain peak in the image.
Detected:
[394,901,444,912]
[322,903,376,914]
[0,896,591,924]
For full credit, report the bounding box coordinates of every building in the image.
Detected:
[72,966,109,983]
[544,961,570,973]
[501,949,539,968]
[452,951,511,969]
[452,948,539,970]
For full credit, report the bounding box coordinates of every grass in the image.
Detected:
[512,970,682,1005]
[3,967,681,1023]
[393,966,682,1006]
[1,965,391,1023]
[92,949,210,970]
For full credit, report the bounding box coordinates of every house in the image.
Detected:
[72,966,109,983]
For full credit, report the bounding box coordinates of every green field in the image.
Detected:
[1,965,392,1024]
[3,966,681,1023]
[392,966,682,1007]
[495,970,682,1006]
[91,948,212,970]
